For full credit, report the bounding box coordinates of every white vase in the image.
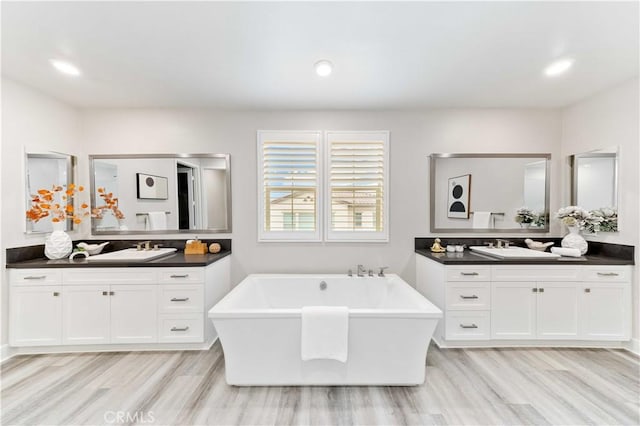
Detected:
[44,221,73,260]
[520,223,531,229]
[561,225,588,255]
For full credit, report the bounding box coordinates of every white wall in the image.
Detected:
[561,77,640,350]
[1,77,83,348]
[80,108,563,286]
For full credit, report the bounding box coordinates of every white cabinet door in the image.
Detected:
[110,285,158,344]
[10,285,62,346]
[580,283,630,340]
[536,282,580,339]
[62,285,110,345]
[491,282,537,339]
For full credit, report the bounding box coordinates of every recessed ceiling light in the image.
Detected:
[314,60,333,77]
[50,59,81,76]
[544,58,574,77]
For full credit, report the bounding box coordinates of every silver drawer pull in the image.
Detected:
[170,297,190,302]
[53,292,60,297]
[102,291,109,296]
[597,272,619,277]
[170,274,189,278]
[24,276,46,280]
[171,326,190,332]
[459,324,478,329]
[585,288,591,293]
[460,295,479,300]
[460,272,479,276]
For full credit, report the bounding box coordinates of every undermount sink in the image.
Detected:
[470,246,560,259]
[86,247,178,262]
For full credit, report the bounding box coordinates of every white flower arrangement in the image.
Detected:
[556,205,617,233]
[555,206,592,230]
[514,207,535,224]
[585,207,618,233]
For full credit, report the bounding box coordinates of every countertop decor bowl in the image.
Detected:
[76,242,109,255]
[524,239,554,252]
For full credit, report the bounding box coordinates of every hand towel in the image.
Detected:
[551,247,582,257]
[472,212,493,229]
[147,211,167,230]
[301,306,349,362]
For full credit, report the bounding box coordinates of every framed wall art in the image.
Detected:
[136,173,168,200]
[447,174,471,219]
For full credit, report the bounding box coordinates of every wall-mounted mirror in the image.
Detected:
[430,153,551,233]
[570,147,618,232]
[89,154,231,234]
[25,152,75,233]
[570,148,618,210]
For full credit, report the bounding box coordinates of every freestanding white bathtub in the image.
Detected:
[208,274,442,386]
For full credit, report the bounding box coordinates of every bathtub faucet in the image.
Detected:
[378,266,389,277]
[357,264,366,277]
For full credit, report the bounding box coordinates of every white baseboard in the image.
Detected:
[1,344,15,363]
[432,336,627,350]
[624,338,640,355]
[1,337,217,359]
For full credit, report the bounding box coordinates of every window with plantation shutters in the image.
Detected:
[325,131,389,241]
[257,131,321,241]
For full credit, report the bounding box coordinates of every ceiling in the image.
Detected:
[2,2,638,109]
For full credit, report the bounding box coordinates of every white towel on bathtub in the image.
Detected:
[301,306,349,363]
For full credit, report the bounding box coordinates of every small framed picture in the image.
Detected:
[136,173,168,200]
[447,174,471,219]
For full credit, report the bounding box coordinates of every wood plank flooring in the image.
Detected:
[1,343,638,425]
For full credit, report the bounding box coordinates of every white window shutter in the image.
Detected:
[325,131,389,241]
[257,131,322,241]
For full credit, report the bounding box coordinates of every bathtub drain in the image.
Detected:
[319,281,327,290]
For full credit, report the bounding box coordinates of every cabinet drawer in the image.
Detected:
[158,269,204,284]
[159,285,204,313]
[158,314,203,343]
[580,266,630,282]
[64,269,156,285]
[445,267,490,282]
[492,266,580,282]
[445,311,490,340]
[446,283,490,310]
[10,269,61,285]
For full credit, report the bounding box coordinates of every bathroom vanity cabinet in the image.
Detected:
[8,256,230,352]
[416,255,632,347]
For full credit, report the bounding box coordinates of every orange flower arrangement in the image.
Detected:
[26,184,89,225]
[92,187,125,220]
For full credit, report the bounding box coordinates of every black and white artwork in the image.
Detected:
[136,173,168,200]
[447,174,471,219]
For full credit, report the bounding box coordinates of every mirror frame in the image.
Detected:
[429,153,551,233]
[569,150,618,208]
[89,153,232,235]
[25,152,76,234]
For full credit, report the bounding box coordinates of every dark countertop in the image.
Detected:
[5,239,232,269]
[415,248,634,265]
[6,250,231,269]
[414,237,634,266]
